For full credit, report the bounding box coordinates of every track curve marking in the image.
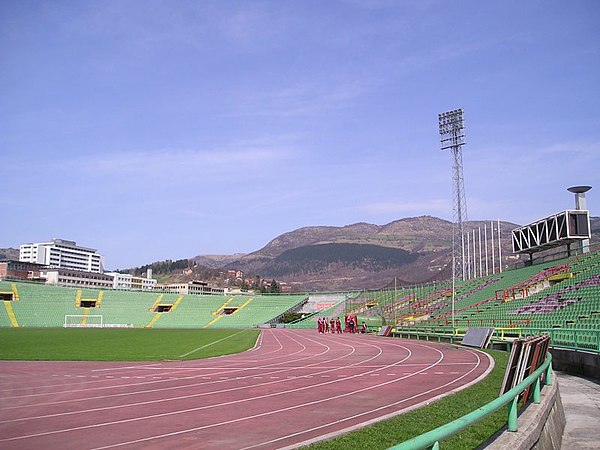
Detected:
[0,328,493,449]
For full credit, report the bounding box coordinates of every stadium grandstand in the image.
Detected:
[2,245,599,347]
[0,281,308,329]
[290,245,600,352]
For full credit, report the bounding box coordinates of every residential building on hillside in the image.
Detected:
[20,239,104,273]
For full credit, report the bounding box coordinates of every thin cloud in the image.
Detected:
[216,3,293,48]
[54,2,211,52]
[536,141,600,158]
[182,209,234,220]
[228,78,375,118]
[394,31,532,76]
[471,140,600,170]
[58,143,295,177]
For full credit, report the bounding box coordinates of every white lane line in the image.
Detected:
[244,348,493,450]
[0,332,391,437]
[90,341,441,449]
[178,330,249,358]
[91,364,161,373]
[0,330,329,403]
[0,332,358,423]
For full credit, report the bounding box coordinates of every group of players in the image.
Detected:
[317,314,367,334]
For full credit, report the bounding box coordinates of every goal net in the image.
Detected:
[64,314,104,328]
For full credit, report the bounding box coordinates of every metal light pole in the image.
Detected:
[439,109,468,282]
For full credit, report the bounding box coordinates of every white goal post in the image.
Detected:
[64,315,104,328]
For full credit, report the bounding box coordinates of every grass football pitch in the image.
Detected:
[0,328,260,361]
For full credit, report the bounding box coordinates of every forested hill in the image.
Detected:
[261,243,418,277]
[0,248,19,260]
[119,258,222,283]
[220,216,520,290]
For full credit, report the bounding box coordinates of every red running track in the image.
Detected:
[0,329,493,449]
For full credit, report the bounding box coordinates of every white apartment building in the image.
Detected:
[20,239,104,273]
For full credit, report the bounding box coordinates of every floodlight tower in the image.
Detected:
[439,108,468,281]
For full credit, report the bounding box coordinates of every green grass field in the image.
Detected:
[0,328,260,361]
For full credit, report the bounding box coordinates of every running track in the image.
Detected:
[0,329,493,449]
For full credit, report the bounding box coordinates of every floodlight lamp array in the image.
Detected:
[438,108,464,135]
[438,108,466,149]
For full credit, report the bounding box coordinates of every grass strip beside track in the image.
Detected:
[308,349,509,450]
[0,328,260,361]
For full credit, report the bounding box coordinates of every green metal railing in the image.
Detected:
[392,326,600,353]
[388,353,553,450]
[522,328,600,353]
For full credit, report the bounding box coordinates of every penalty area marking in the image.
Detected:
[178,329,251,358]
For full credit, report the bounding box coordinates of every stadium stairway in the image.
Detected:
[0,282,20,327]
[145,295,184,328]
[3,301,19,327]
[146,313,162,328]
[201,297,236,328]
[149,294,164,312]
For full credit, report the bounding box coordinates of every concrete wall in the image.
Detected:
[487,380,565,450]
[550,348,600,381]
[487,346,599,449]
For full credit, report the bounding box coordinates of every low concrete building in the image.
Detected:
[0,259,46,281]
[155,281,224,295]
[42,268,114,289]
[106,272,157,291]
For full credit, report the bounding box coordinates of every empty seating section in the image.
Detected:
[0,280,308,328]
[401,248,600,333]
[0,282,80,327]
[98,290,160,327]
[420,261,570,328]
[0,297,12,327]
[289,248,600,337]
[156,295,232,328]
[2,248,599,333]
[206,295,307,328]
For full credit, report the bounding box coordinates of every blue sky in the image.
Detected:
[1,0,599,269]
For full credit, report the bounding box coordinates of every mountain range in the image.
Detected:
[4,215,599,291]
[192,216,521,290]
